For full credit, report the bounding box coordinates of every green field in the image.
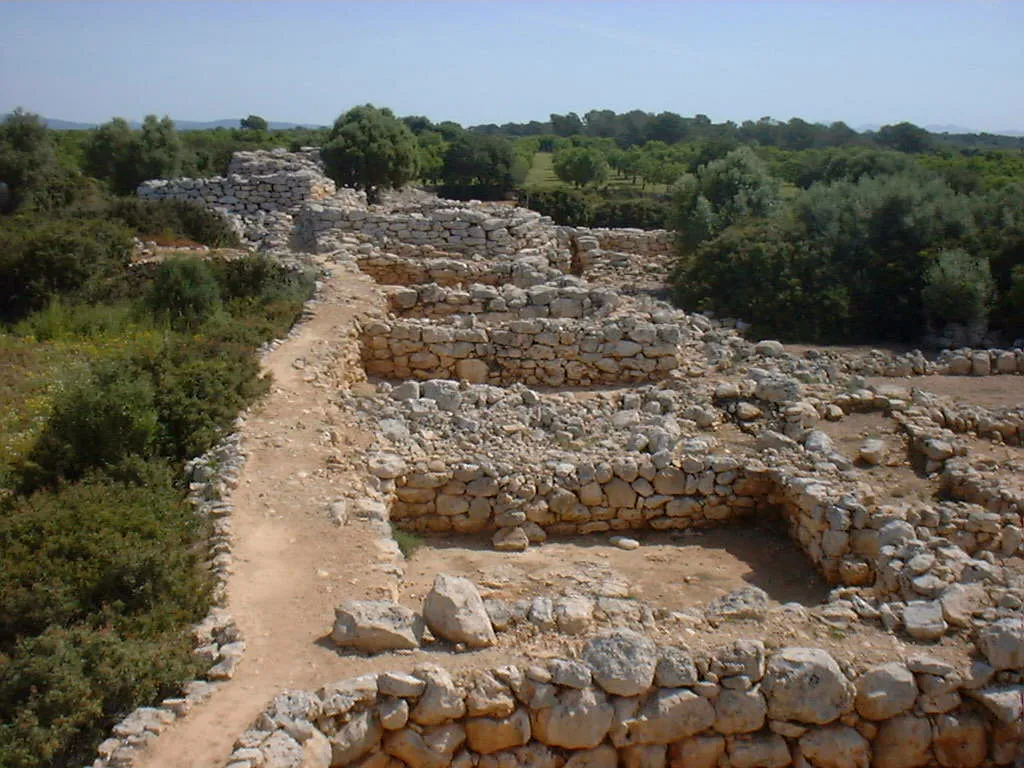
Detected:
[524,152,672,195]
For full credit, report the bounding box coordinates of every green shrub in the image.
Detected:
[591,198,669,229]
[921,249,995,328]
[0,217,134,321]
[146,256,222,329]
[102,198,240,248]
[13,299,140,342]
[142,336,267,460]
[24,360,159,485]
[0,472,207,768]
[524,189,594,226]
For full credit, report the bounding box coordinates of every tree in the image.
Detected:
[921,248,995,329]
[0,109,59,212]
[239,114,268,131]
[550,112,583,137]
[876,122,933,153]
[670,146,780,251]
[320,105,419,202]
[552,146,609,188]
[441,133,527,197]
[83,115,183,194]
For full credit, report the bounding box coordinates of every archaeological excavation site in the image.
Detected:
[100,150,1023,768]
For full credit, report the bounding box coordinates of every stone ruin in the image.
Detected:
[112,150,1024,768]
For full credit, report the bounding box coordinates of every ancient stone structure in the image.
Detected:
[108,152,1024,768]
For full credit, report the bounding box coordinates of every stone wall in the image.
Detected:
[296,200,569,269]
[378,450,881,587]
[137,149,337,214]
[360,316,684,387]
[385,279,618,321]
[357,251,563,289]
[840,347,1024,378]
[567,226,674,257]
[222,630,1024,768]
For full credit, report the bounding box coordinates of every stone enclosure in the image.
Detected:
[124,151,1024,768]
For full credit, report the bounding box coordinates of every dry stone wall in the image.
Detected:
[223,630,1024,768]
[138,149,337,214]
[296,199,570,270]
[360,316,684,386]
[384,279,618,321]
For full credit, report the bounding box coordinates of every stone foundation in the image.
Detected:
[360,316,684,386]
[223,633,1024,768]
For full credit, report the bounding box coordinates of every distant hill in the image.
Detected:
[1,114,325,131]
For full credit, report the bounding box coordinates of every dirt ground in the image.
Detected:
[868,374,1024,410]
[401,525,830,613]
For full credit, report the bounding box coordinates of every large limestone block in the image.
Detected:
[762,647,854,724]
[563,744,618,768]
[261,731,305,768]
[872,714,933,768]
[668,733,725,768]
[977,617,1024,670]
[713,687,767,734]
[422,573,496,648]
[331,601,424,652]
[798,725,870,768]
[530,686,614,749]
[329,710,383,765]
[410,665,466,726]
[932,711,988,768]
[383,723,465,768]
[582,629,657,696]
[464,708,531,754]
[854,662,917,720]
[727,732,792,768]
[627,687,716,744]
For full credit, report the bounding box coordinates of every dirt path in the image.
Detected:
[139,258,453,768]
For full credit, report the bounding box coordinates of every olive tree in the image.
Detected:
[321,105,419,203]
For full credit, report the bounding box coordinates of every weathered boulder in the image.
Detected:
[727,732,791,768]
[582,630,657,696]
[464,708,531,754]
[713,688,767,734]
[331,601,424,652]
[932,711,988,767]
[626,687,716,744]
[977,617,1024,670]
[872,714,933,768]
[668,733,725,768]
[383,723,466,768]
[530,686,614,749]
[328,710,382,765]
[422,574,496,648]
[761,647,854,724]
[704,587,769,622]
[799,725,870,768]
[410,665,467,726]
[855,662,917,720]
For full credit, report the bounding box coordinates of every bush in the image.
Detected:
[24,360,159,486]
[0,472,208,768]
[523,189,594,226]
[921,249,995,328]
[0,217,134,321]
[146,256,222,329]
[142,336,267,460]
[591,198,669,229]
[104,199,240,248]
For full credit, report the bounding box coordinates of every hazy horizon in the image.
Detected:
[2,1,1022,134]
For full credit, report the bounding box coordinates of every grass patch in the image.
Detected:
[391,525,425,560]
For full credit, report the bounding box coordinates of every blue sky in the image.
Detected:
[2,1,1022,132]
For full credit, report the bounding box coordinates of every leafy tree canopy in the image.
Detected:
[321,105,419,202]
